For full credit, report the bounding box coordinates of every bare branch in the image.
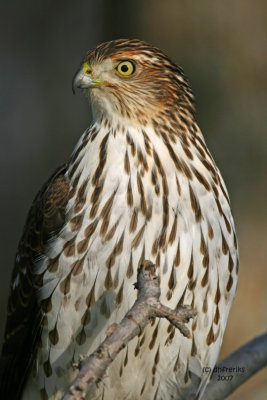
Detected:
[204,332,267,399]
[62,261,196,400]
[62,260,267,400]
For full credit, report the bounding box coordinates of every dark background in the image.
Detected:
[0,1,266,398]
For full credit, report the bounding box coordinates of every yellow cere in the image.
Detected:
[82,61,91,75]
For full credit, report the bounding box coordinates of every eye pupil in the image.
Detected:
[116,60,135,76]
[121,64,129,72]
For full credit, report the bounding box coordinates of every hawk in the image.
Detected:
[0,39,239,400]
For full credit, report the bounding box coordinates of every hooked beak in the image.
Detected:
[72,69,96,94]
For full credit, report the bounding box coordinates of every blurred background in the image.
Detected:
[0,0,266,398]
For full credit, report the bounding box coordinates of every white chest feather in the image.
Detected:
[23,122,238,400]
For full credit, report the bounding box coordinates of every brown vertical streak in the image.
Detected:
[202,289,208,313]
[77,236,90,254]
[105,219,120,241]
[176,176,181,195]
[142,130,152,155]
[214,306,220,324]
[76,328,86,345]
[126,252,133,278]
[154,345,160,364]
[191,335,197,356]
[155,183,160,196]
[189,184,202,222]
[146,204,152,221]
[124,346,128,367]
[162,195,169,230]
[106,232,124,268]
[192,319,197,331]
[115,281,124,305]
[70,214,84,232]
[68,160,80,180]
[223,213,232,234]
[215,198,223,216]
[151,167,158,186]
[201,267,209,287]
[86,277,97,308]
[74,189,86,213]
[149,321,160,350]
[174,240,181,266]
[41,296,52,313]
[72,255,86,276]
[151,237,159,256]
[214,326,221,343]
[81,309,91,328]
[164,142,183,172]
[63,237,76,258]
[92,133,109,186]
[100,295,110,318]
[220,182,230,204]
[127,178,133,207]
[138,244,145,267]
[221,231,229,255]
[131,224,146,249]
[153,149,166,178]
[49,324,59,345]
[208,222,214,239]
[59,272,71,294]
[177,286,187,307]
[168,264,176,290]
[129,208,138,233]
[182,144,194,160]
[188,277,197,291]
[192,166,211,191]
[47,254,60,273]
[124,150,130,175]
[137,172,147,216]
[104,269,113,289]
[228,253,234,272]
[90,179,104,205]
[155,250,160,266]
[226,274,234,291]
[89,202,99,219]
[173,350,180,372]
[168,215,177,245]
[181,160,193,180]
[100,191,116,221]
[187,252,194,279]
[140,382,146,395]
[126,132,136,156]
[85,218,99,238]
[206,325,214,345]
[43,359,52,377]
[137,149,148,171]
[202,251,209,267]
[214,280,221,304]
[200,229,207,255]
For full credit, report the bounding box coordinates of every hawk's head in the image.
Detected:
[72,39,195,125]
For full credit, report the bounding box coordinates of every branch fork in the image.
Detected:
[62,260,196,400]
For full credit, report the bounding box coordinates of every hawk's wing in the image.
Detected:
[0,164,69,399]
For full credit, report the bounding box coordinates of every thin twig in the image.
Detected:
[62,260,196,400]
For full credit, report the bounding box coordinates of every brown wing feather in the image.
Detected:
[0,164,69,399]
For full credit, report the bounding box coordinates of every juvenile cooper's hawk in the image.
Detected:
[0,39,239,400]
